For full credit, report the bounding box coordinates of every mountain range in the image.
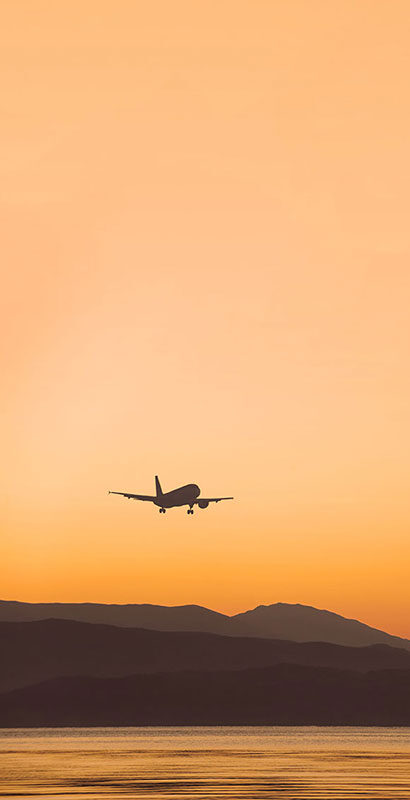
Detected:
[2,617,410,693]
[1,599,409,649]
[2,600,409,727]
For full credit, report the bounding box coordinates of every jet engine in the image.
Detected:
[198,500,209,509]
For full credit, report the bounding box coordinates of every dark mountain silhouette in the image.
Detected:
[0,600,229,634]
[1,664,410,726]
[1,618,410,693]
[226,604,410,648]
[1,599,409,650]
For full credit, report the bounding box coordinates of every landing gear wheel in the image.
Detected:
[187,508,194,515]
[159,508,166,514]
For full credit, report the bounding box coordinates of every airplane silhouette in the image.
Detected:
[109,476,233,514]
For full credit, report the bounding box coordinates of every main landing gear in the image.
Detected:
[187,508,194,515]
[159,507,166,514]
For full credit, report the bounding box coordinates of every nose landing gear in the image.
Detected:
[187,508,194,515]
[159,507,166,514]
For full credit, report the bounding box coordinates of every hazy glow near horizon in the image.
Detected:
[1,1,410,637]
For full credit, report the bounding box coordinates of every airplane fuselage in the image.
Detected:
[154,483,200,508]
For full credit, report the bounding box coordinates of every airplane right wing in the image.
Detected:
[194,496,234,503]
[109,491,156,502]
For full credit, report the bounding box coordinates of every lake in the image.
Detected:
[1,726,410,799]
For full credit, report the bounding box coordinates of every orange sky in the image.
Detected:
[1,1,410,637]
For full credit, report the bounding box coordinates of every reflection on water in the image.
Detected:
[0,726,409,799]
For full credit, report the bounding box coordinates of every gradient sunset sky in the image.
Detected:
[2,1,410,637]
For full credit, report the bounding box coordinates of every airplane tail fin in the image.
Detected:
[155,475,163,497]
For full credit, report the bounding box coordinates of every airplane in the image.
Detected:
[109,475,233,514]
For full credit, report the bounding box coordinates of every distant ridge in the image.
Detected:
[0,600,229,634]
[0,599,409,650]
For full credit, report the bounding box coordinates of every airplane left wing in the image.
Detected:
[109,491,156,501]
[194,496,234,503]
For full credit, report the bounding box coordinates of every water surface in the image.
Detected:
[1,726,409,799]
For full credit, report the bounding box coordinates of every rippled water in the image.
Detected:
[1,726,410,799]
